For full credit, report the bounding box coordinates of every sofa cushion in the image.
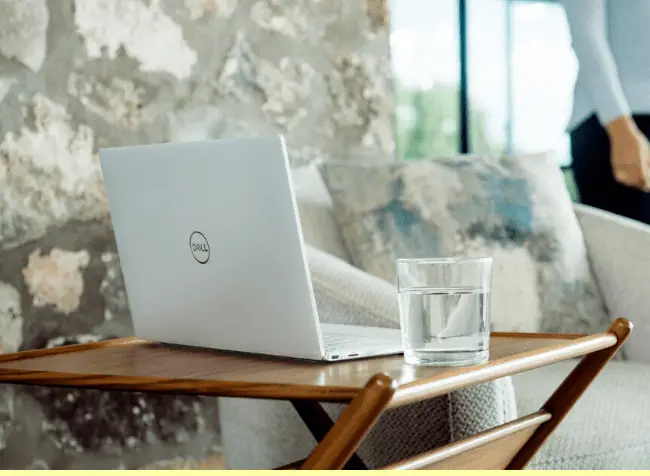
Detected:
[291,164,351,263]
[512,359,650,469]
[319,154,610,334]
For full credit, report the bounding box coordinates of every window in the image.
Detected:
[390,0,578,169]
[390,0,460,160]
[467,0,508,155]
[511,0,577,166]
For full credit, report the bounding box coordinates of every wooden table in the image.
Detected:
[0,318,631,470]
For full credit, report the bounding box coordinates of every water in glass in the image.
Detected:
[398,285,489,366]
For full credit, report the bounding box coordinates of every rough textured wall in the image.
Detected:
[0,0,393,469]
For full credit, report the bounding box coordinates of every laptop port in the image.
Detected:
[348,353,359,357]
[331,355,339,359]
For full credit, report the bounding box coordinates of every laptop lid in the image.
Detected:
[99,136,325,360]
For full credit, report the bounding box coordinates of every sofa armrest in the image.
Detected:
[574,203,650,362]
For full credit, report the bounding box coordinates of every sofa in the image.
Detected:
[219,163,650,470]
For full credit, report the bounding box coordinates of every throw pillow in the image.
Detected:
[319,153,610,334]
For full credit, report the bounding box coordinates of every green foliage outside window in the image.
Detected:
[394,81,579,203]
[394,81,497,160]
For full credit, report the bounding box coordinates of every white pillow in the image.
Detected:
[305,244,398,328]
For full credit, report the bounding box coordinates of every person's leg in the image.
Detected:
[570,115,645,222]
[630,114,650,225]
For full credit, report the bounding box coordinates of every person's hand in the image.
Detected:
[605,116,650,191]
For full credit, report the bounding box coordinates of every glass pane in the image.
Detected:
[511,0,577,166]
[390,0,460,159]
[467,0,508,154]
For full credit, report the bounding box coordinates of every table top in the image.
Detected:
[0,330,620,407]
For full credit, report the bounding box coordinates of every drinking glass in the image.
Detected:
[396,257,492,366]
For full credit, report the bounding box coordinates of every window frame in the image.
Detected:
[458,0,570,169]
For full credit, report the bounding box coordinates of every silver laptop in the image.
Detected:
[99,135,402,361]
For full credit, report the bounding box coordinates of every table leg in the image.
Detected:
[506,317,632,469]
[298,373,396,470]
[290,400,367,469]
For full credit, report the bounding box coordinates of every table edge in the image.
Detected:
[490,331,585,340]
[0,322,628,402]
[0,331,586,365]
[0,337,142,363]
[390,330,620,408]
[0,366,360,401]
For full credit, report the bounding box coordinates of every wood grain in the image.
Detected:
[492,331,585,339]
[0,332,618,402]
[0,337,140,363]
[384,411,551,470]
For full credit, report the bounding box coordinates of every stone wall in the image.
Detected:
[0,0,393,469]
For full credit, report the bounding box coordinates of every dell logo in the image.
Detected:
[189,231,210,264]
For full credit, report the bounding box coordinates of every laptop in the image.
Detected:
[99,135,402,361]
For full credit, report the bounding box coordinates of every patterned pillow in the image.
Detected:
[319,153,610,334]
